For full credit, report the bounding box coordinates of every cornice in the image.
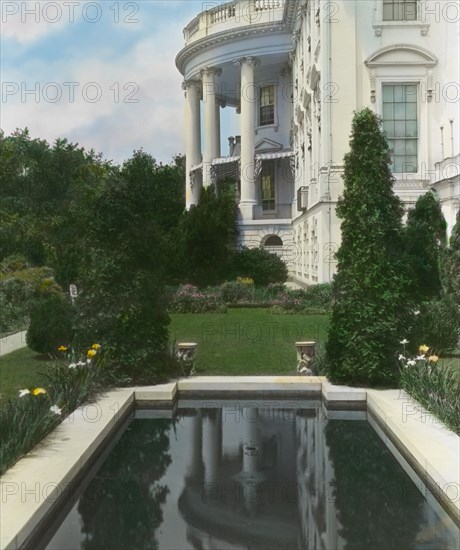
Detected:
[176,22,288,74]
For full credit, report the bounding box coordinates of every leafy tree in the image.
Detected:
[74,166,172,383]
[405,192,447,301]
[326,108,411,385]
[443,209,460,306]
[229,247,288,286]
[120,150,185,232]
[179,184,237,287]
[0,129,109,285]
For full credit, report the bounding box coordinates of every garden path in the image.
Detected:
[0,331,27,357]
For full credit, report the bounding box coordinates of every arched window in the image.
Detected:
[264,235,283,247]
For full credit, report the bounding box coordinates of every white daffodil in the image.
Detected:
[407,359,416,366]
[414,310,420,316]
[398,354,405,361]
[68,363,77,369]
[18,389,30,397]
[77,361,86,367]
[416,355,426,361]
[400,339,409,345]
[50,405,62,415]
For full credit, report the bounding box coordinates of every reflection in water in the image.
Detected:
[77,419,172,550]
[45,402,459,550]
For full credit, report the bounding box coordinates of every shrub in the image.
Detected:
[443,209,460,306]
[0,265,57,333]
[405,192,447,301]
[326,109,412,386]
[271,291,305,312]
[305,283,332,309]
[220,281,255,304]
[0,254,31,274]
[229,247,288,286]
[26,293,74,354]
[269,285,332,314]
[169,284,226,313]
[266,282,286,295]
[407,298,460,355]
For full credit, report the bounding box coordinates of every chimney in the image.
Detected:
[233,135,241,156]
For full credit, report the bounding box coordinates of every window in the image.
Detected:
[264,235,283,247]
[383,0,417,21]
[382,84,418,173]
[259,85,275,126]
[261,163,275,210]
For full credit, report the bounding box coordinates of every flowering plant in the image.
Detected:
[169,284,226,313]
[398,341,459,434]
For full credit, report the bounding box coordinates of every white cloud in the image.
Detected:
[1,16,187,163]
[1,1,70,42]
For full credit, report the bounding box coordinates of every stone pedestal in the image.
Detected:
[296,341,316,375]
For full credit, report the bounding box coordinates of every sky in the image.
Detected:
[0,0,226,165]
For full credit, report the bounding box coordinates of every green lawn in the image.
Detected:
[0,347,49,401]
[0,310,330,401]
[170,308,329,376]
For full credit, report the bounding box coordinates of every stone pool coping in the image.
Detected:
[1,376,459,549]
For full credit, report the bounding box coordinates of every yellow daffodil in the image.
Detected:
[428,355,439,363]
[87,349,97,358]
[419,344,429,354]
[91,343,101,350]
[32,387,47,396]
[57,345,68,352]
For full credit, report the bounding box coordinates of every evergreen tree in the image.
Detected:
[326,108,411,385]
[405,192,447,301]
[443,210,460,306]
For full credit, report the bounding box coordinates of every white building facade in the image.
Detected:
[176,0,460,285]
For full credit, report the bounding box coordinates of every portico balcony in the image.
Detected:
[183,0,286,45]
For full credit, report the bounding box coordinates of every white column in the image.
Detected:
[188,410,203,479]
[215,99,222,159]
[201,67,221,187]
[241,405,263,514]
[183,79,202,208]
[235,57,259,218]
[202,409,222,485]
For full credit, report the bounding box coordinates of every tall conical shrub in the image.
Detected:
[405,192,447,301]
[443,210,460,306]
[326,108,412,385]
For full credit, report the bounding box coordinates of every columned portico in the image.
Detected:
[201,67,222,187]
[234,56,259,217]
[183,79,202,208]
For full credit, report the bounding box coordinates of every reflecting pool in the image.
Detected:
[39,400,459,550]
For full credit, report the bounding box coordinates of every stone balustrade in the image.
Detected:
[183,0,286,44]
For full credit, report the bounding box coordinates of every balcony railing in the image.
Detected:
[183,0,286,44]
[253,203,292,220]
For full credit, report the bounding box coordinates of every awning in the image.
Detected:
[191,151,295,183]
[211,156,240,165]
[211,156,240,182]
[255,150,294,160]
